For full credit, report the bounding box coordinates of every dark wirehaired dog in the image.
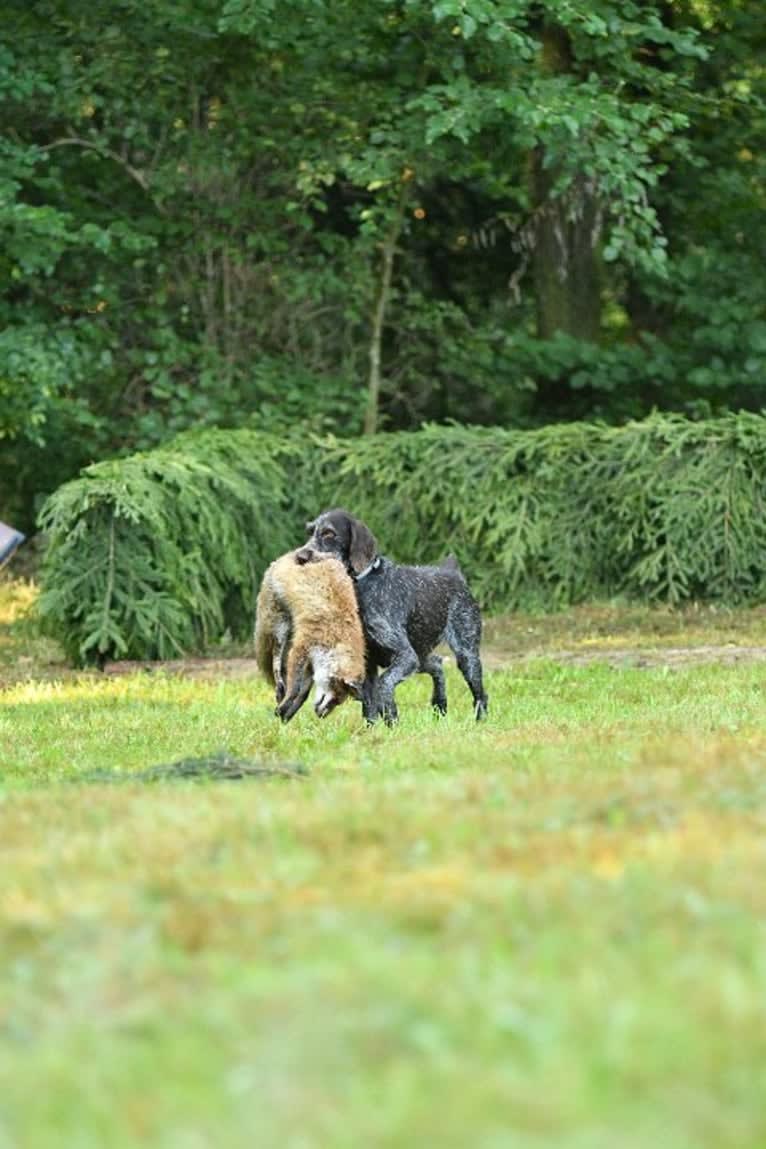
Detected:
[296,509,488,724]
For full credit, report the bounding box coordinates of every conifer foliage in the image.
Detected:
[38,415,766,663]
[37,431,298,662]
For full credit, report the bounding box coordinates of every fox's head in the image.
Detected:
[314,676,363,718]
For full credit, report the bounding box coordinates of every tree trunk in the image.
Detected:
[364,192,407,435]
[528,22,603,413]
[531,22,601,343]
[532,159,602,342]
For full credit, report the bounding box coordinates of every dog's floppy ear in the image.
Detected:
[348,516,377,575]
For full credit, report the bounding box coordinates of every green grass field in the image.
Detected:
[2,578,766,1148]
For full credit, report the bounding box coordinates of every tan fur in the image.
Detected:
[254,550,365,720]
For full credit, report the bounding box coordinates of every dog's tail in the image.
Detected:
[439,553,462,573]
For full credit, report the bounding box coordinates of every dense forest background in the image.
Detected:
[1,0,764,531]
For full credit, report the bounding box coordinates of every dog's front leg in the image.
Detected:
[361,674,380,723]
[360,674,400,725]
[372,640,418,726]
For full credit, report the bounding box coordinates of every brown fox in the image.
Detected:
[254,550,365,722]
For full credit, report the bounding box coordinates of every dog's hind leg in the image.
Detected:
[456,648,487,720]
[420,653,447,715]
[445,596,488,720]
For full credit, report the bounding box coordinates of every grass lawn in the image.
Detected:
[1,577,765,1148]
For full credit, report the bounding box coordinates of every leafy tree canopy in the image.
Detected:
[1,0,764,526]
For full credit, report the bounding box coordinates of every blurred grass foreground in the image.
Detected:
[2,576,766,1147]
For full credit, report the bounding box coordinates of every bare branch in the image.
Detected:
[38,137,162,207]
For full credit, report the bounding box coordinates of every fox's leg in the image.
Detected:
[276,644,313,722]
[272,614,292,703]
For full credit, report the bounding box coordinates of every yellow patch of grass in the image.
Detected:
[0,577,37,625]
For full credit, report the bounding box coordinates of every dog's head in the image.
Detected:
[296,509,378,578]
